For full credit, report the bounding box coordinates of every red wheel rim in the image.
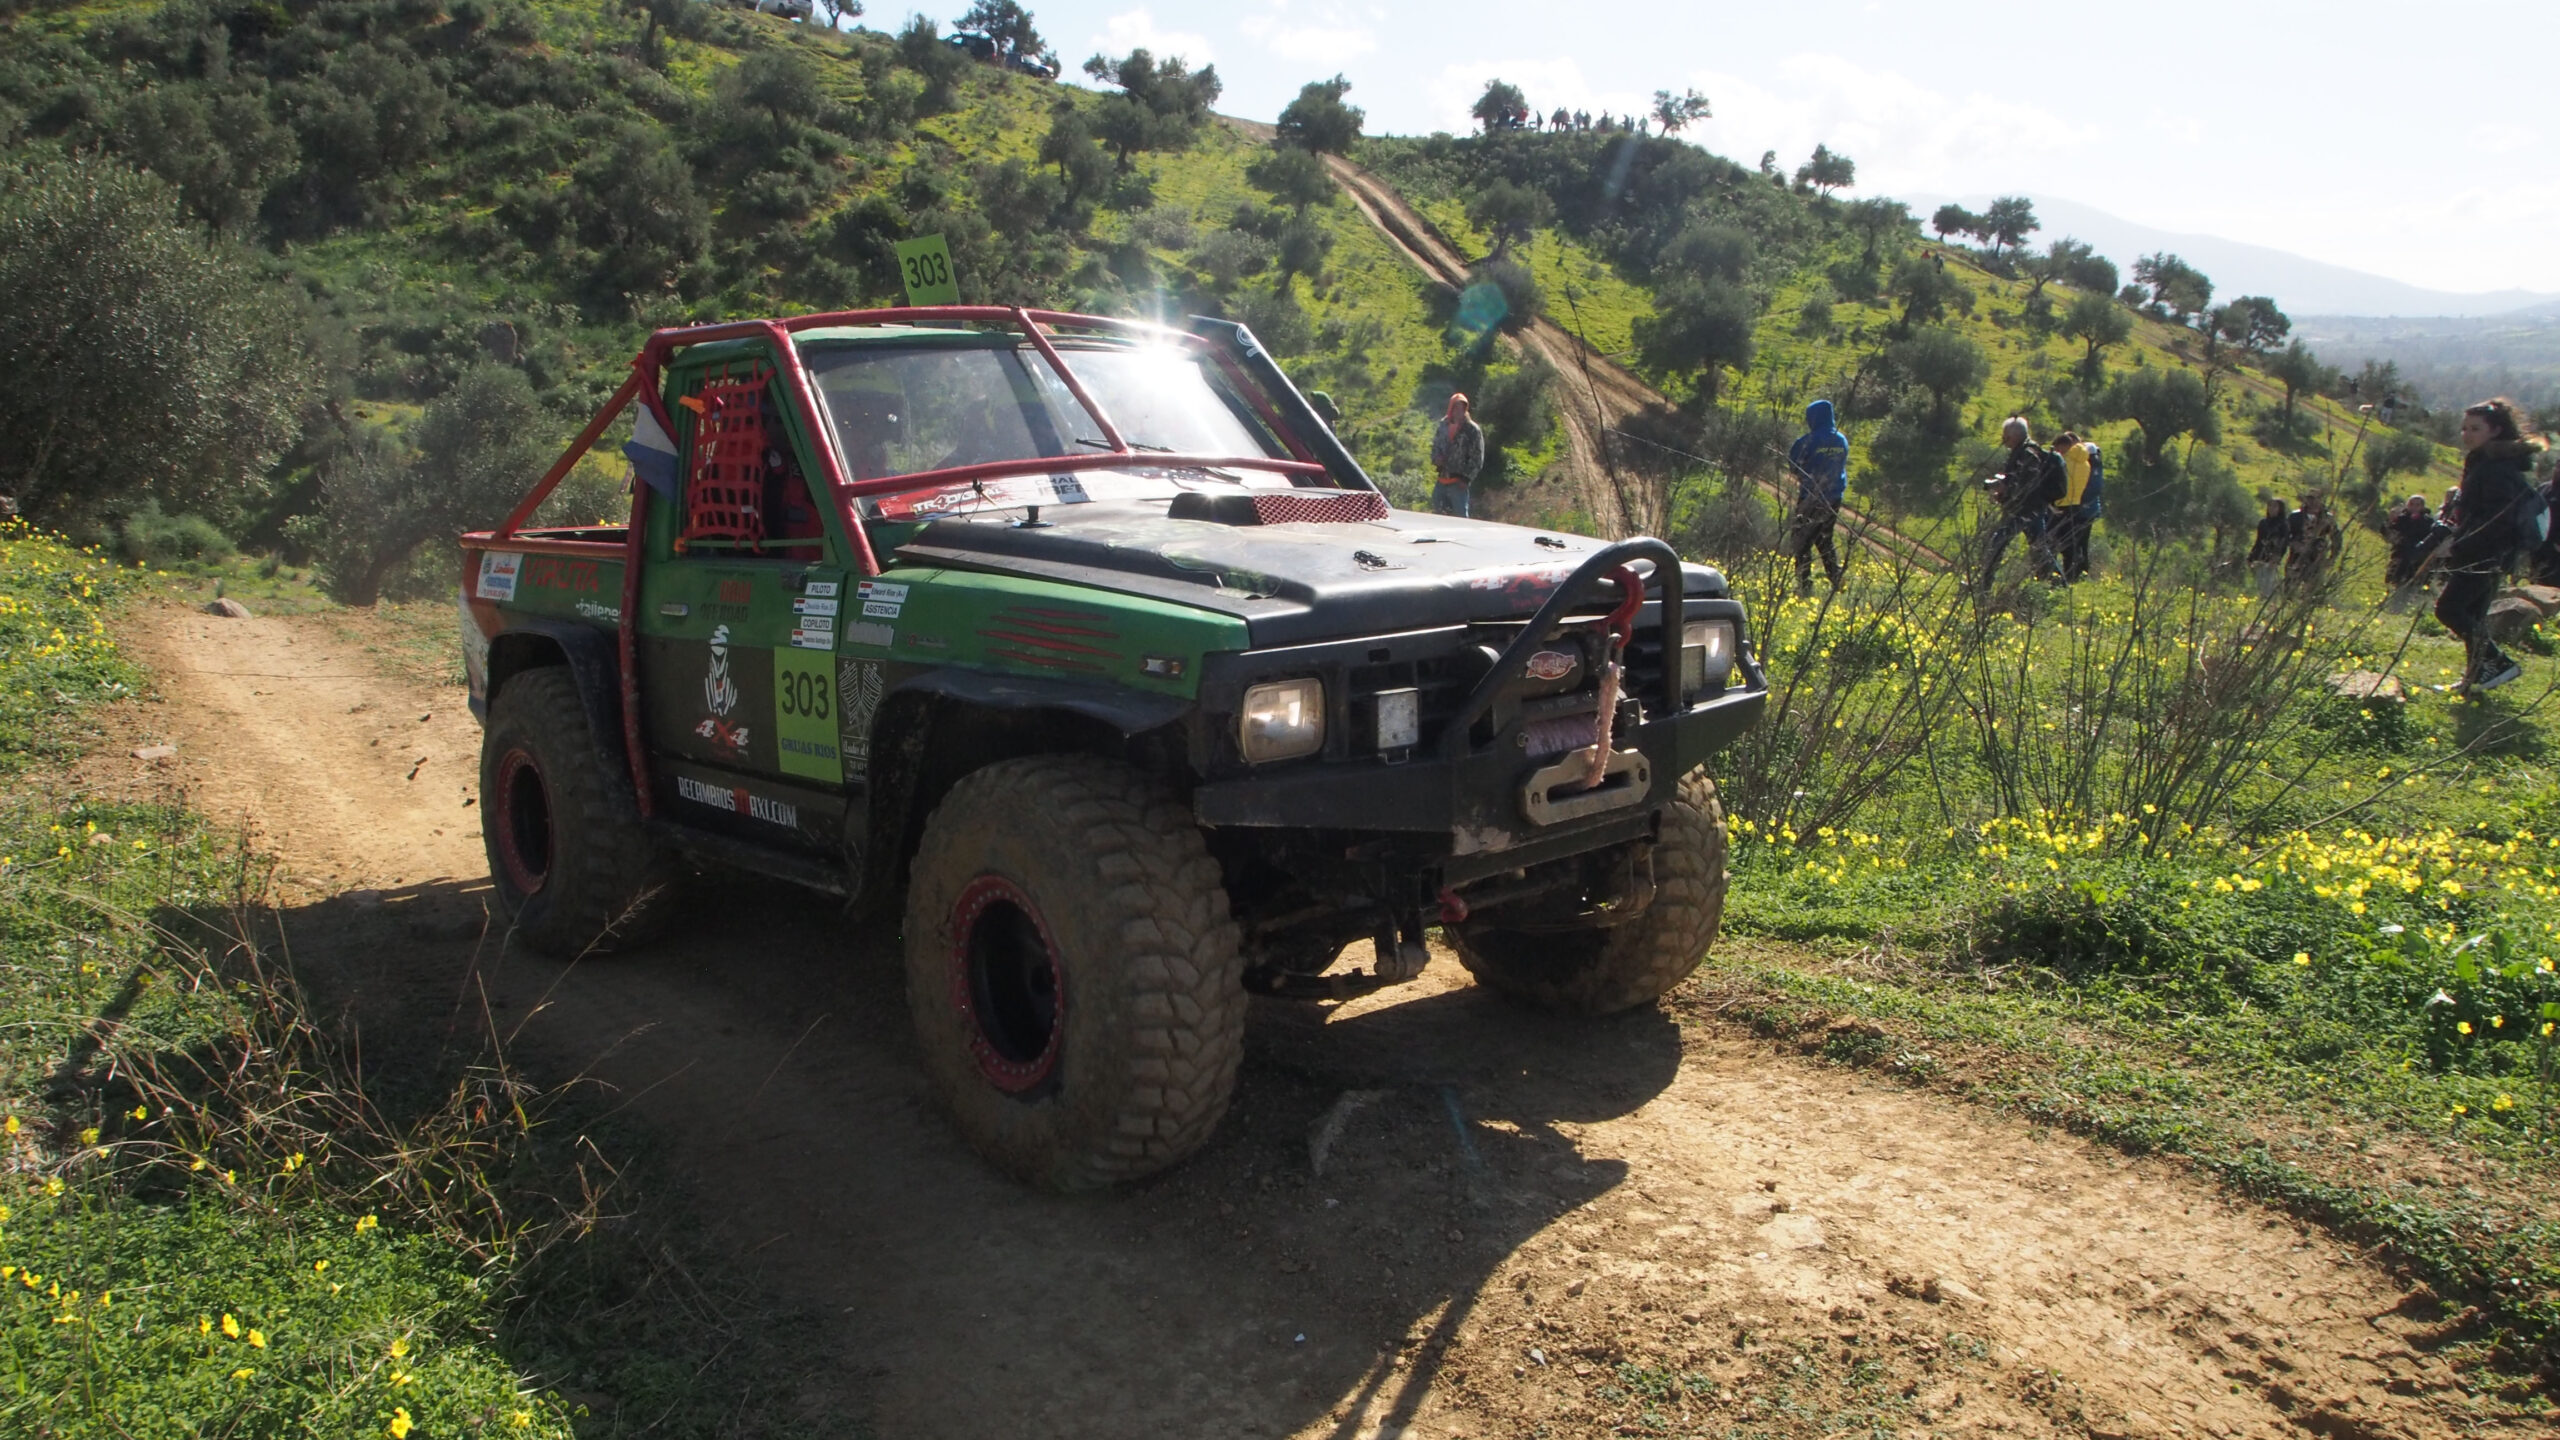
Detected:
[950,875,1065,1094]
[493,747,552,897]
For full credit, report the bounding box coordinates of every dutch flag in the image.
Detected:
[624,403,681,499]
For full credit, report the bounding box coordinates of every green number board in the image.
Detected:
[895,234,959,306]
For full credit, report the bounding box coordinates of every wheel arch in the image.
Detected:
[856,670,1194,915]
[482,621,633,803]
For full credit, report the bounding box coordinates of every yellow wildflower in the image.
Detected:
[389,1407,415,1438]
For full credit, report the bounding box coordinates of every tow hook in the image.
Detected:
[1436,887,1470,924]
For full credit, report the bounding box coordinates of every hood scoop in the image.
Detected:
[1167,489,1390,526]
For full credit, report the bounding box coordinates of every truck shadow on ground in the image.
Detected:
[276,870,1688,1437]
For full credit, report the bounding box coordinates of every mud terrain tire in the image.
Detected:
[480,667,674,956]
[1450,768,1728,1015]
[903,755,1245,1190]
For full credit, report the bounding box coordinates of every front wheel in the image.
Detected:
[1450,768,1730,1015]
[902,755,1245,1190]
[480,667,675,956]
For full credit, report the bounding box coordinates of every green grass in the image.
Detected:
[0,527,845,1436]
[0,521,141,776]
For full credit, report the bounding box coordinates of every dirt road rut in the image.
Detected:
[80,603,2508,1439]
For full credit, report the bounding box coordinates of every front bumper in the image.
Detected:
[1191,681,1762,848]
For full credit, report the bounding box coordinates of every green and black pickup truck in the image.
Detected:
[461,306,1767,1187]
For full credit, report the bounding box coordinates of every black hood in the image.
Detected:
[894,498,1727,647]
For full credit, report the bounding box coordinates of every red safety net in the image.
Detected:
[1251,489,1389,525]
[682,367,773,546]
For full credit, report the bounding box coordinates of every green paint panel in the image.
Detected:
[875,566,1247,698]
[772,646,843,781]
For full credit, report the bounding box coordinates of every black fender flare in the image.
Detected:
[855,667,1194,912]
[482,620,634,802]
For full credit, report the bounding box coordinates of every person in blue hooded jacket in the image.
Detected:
[1785,399,1851,595]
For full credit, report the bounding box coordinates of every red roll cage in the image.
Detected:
[467,305,1335,822]
[488,305,1329,576]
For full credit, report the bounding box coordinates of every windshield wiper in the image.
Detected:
[1075,436,1173,453]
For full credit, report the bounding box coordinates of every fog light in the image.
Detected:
[1239,678,1326,762]
[1373,688,1419,751]
[1682,619,1737,694]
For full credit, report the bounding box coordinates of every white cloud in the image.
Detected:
[1238,14,1377,67]
[1086,9,1215,66]
[1684,55,2100,195]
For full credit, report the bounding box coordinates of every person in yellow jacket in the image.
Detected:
[2050,431,2100,582]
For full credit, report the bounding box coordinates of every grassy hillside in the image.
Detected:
[0,0,1563,577]
[1359,131,2473,551]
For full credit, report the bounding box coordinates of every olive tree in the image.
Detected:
[0,154,310,528]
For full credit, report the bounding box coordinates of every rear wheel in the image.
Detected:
[903,755,1245,1189]
[480,667,674,956]
[1450,768,1729,1015]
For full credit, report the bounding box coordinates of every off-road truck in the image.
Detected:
[460,307,1768,1188]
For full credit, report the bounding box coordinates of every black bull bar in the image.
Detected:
[1191,540,1768,881]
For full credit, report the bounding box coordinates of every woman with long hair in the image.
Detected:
[2435,397,2545,694]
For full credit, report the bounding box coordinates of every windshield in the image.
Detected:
[802,337,1290,520]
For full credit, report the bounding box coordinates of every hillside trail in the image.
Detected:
[1309,149,1951,573]
[76,599,2513,1440]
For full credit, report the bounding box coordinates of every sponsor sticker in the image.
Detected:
[838,658,886,776]
[476,551,522,601]
[774,648,840,781]
[675,775,800,829]
[1525,649,1578,681]
[574,600,621,624]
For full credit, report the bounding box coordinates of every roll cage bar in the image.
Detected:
[491,305,1345,576]
[472,305,1359,825]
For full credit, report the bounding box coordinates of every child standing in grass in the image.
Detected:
[2435,397,2543,694]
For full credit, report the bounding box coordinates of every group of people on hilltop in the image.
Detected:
[1542,108,1645,135]
[1976,417,2104,589]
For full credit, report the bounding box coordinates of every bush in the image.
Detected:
[117,502,234,567]
[0,154,312,532]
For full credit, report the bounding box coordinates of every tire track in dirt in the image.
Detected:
[77,599,2519,1440]
[1317,153,1949,571]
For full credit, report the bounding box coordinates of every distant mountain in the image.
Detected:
[1905,193,2559,320]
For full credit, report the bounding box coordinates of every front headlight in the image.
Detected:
[1682,619,1737,694]
[1239,678,1326,763]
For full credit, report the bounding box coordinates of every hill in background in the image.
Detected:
[0,0,2526,589]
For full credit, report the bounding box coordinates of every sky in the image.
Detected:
[914,0,2560,298]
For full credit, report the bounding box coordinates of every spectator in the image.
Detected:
[2247,496,2289,598]
[1428,392,1484,517]
[2532,467,2560,588]
[2384,493,2437,590]
[2434,396,2544,693]
[2049,431,2100,583]
[2284,494,2342,589]
[1977,416,2060,588]
[1785,399,1850,595]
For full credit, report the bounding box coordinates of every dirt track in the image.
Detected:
[78,601,2518,1439]
[1315,152,1950,572]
